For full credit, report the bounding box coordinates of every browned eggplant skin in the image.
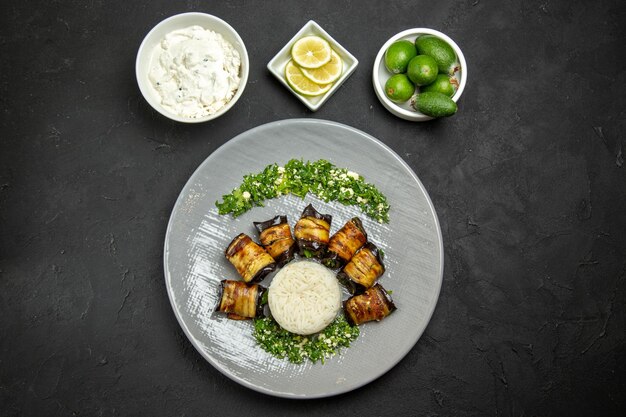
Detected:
[225,233,276,283]
[323,217,367,269]
[337,242,385,293]
[215,280,267,319]
[343,284,396,325]
[293,204,332,258]
[253,215,295,266]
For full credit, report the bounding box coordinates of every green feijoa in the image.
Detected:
[385,74,415,103]
[421,74,456,97]
[413,91,457,118]
[406,55,438,86]
[415,35,457,75]
[384,40,417,74]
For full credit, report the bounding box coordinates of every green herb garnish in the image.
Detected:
[253,315,360,364]
[215,159,390,223]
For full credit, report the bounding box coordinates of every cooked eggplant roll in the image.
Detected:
[323,217,367,269]
[343,284,396,326]
[337,242,385,294]
[215,280,266,320]
[225,233,276,283]
[293,204,332,258]
[253,215,295,266]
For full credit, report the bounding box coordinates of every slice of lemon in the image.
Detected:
[291,36,332,69]
[300,49,343,85]
[285,60,332,96]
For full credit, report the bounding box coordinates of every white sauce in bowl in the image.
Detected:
[148,25,241,119]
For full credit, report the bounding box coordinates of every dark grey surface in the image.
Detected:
[1,0,624,416]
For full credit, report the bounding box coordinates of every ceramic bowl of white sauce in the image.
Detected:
[136,12,249,123]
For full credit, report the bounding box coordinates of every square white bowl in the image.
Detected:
[267,20,358,112]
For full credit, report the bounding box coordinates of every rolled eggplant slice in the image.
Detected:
[225,233,276,283]
[293,204,332,258]
[215,280,266,320]
[343,284,397,326]
[253,215,296,266]
[323,217,367,269]
[337,242,385,294]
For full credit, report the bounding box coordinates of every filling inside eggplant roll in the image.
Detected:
[336,242,385,294]
[225,233,276,283]
[293,204,332,258]
[323,217,367,269]
[216,280,266,320]
[253,215,296,267]
[343,283,396,325]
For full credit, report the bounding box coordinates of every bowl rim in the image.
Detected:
[372,28,467,122]
[135,12,249,123]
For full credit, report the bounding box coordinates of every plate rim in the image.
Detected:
[163,118,444,398]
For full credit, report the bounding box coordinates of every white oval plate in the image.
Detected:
[164,119,443,398]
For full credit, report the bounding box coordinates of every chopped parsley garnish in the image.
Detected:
[215,159,390,223]
[253,315,360,364]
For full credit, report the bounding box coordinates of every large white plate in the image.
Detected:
[164,119,443,398]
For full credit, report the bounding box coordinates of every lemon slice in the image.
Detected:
[285,60,332,96]
[300,49,343,85]
[291,36,332,69]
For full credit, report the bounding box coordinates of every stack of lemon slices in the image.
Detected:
[286,36,343,96]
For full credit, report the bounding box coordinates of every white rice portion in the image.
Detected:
[268,260,341,335]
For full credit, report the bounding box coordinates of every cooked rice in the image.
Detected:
[268,260,341,335]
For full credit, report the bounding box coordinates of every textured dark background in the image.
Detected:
[1,0,625,416]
